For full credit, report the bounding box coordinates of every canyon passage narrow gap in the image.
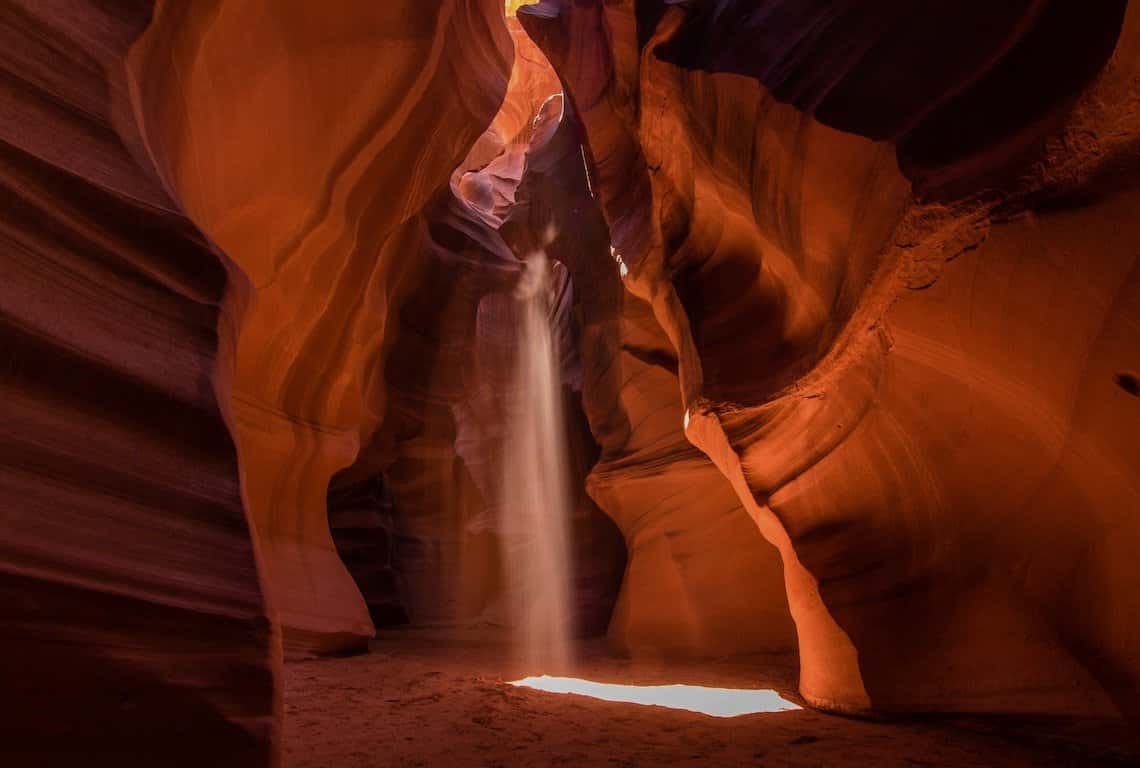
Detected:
[4,1,1140,767]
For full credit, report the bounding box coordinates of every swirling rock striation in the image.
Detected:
[326,474,408,627]
[5,4,1139,763]
[0,0,274,763]
[129,0,515,655]
[342,25,626,634]
[500,90,796,656]
[521,0,1140,716]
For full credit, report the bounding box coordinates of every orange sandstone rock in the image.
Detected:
[521,0,1140,716]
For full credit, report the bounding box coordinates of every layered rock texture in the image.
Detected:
[500,86,797,657]
[2,0,1139,764]
[519,0,1140,716]
[0,1,274,764]
[129,0,518,656]
[1,0,520,763]
[354,19,626,635]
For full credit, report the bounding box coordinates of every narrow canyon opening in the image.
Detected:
[4,1,1140,767]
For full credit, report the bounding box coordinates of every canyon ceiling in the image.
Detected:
[1,0,1138,765]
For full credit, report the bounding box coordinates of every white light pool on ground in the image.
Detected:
[510,676,801,717]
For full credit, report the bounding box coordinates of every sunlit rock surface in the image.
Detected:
[499,88,797,657]
[3,1,1139,763]
[294,8,622,652]
[359,24,625,634]
[520,0,1140,716]
[130,0,514,655]
[1,0,520,762]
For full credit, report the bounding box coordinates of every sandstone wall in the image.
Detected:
[129,0,514,655]
[1,0,275,763]
[521,0,1140,715]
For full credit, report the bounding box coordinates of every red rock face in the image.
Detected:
[0,1,274,763]
[1,0,519,762]
[129,0,515,656]
[3,0,1139,763]
[352,22,626,635]
[519,0,1140,716]
[499,89,798,656]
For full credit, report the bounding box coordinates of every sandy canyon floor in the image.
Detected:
[283,630,1140,767]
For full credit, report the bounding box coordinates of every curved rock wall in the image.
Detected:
[500,92,797,656]
[520,0,1140,715]
[327,474,408,627]
[0,0,274,763]
[128,0,514,654]
[353,24,625,634]
[6,3,1140,760]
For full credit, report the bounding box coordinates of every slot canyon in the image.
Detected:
[2,0,1140,765]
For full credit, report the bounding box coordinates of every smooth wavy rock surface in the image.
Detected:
[0,0,274,764]
[2,0,517,762]
[4,2,1140,763]
[500,90,797,656]
[129,0,514,655]
[520,0,1140,716]
[351,28,626,634]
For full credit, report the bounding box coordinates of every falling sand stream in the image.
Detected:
[500,251,574,673]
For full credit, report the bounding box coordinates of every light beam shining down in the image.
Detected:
[510,676,801,717]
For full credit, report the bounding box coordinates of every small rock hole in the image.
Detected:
[1115,372,1140,397]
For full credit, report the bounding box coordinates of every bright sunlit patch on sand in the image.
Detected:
[510,676,801,717]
